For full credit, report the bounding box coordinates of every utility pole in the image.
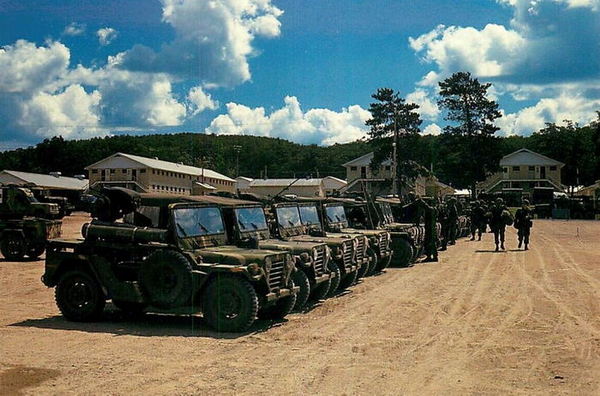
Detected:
[391,108,401,198]
[233,145,242,177]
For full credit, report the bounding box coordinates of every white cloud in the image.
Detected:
[187,86,218,115]
[496,93,600,135]
[115,0,283,87]
[63,22,85,36]
[422,123,442,136]
[406,89,439,121]
[206,96,371,145]
[97,27,118,46]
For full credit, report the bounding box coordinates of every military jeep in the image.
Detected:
[0,185,60,220]
[183,195,334,310]
[271,202,365,294]
[0,217,62,260]
[42,190,298,332]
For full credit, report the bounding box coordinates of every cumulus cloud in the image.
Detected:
[206,96,370,145]
[406,89,439,121]
[63,22,85,36]
[422,123,442,136]
[97,27,118,46]
[187,86,218,115]
[114,0,283,87]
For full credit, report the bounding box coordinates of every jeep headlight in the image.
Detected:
[247,262,262,276]
[300,252,311,263]
[369,236,378,246]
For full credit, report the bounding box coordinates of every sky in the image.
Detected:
[1,0,600,149]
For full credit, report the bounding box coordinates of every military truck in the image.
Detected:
[0,185,60,220]
[186,195,334,310]
[31,187,74,218]
[42,188,298,332]
[271,202,367,293]
[308,198,393,273]
[0,218,62,260]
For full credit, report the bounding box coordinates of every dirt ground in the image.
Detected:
[1,213,599,395]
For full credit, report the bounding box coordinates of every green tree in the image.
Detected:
[438,72,502,196]
[366,88,425,196]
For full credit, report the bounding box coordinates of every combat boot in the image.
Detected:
[524,244,528,250]
[518,240,522,249]
[501,243,505,250]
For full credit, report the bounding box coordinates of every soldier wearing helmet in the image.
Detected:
[514,198,533,250]
[488,197,512,251]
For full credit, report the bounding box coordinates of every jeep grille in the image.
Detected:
[267,257,286,290]
[342,240,354,271]
[378,233,390,255]
[313,245,326,276]
[355,237,366,263]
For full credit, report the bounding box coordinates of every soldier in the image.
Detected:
[488,197,510,251]
[414,197,438,262]
[438,201,449,251]
[514,199,533,250]
[469,200,486,241]
[446,197,459,245]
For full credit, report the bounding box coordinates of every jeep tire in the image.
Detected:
[291,269,310,311]
[1,234,26,261]
[55,270,106,321]
[138,250,193,309]
[202,273,259,332]
[258,280,297,320]
[326,259,342,297]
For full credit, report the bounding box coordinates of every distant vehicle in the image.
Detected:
[0,217,62,260]
[42,188,298,332]
[0,185,60,220]
[31,188,74,218]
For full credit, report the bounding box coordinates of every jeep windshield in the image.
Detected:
[235,206,268,231]
[325,205,347,224]
[299,205,320,226]
[276,206,302,229]
[173,207,224,237]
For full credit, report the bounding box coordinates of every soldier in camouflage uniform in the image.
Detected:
[488,198,510,251]
[446,197,459,245]
[469,200,486,241]
[514,199,533,250]
[419,198,439,262]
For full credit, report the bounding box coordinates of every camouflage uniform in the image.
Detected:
[446,198,459,245]
[514,201,533,250]
[488,198,509,251]
[469,201,486,241]
[419,198,438,262]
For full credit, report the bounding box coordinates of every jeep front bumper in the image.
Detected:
[265,285,300,302]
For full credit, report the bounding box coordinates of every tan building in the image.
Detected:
[477,149,565,196]
[342,152,454,197]
[243,178,325,198]
[86,152,235,195]
[0,170,88,192]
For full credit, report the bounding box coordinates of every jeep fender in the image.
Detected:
[43,254,107,297]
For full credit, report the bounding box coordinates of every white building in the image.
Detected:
[0,170,88,191]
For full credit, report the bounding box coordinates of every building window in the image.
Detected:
[512,166,520,171]
[529,166,535,171]
[91,169,98,174]
[122,169,127,174]
[140,169,146,174]
[385,166,391,171]
[550,166,557,171]
[503,167,508,173]
[350,166,357,171]
[110,169,115,174]
[152,170,155,174]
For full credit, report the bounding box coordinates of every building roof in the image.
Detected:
[86,152,235,182]
[499,149,564,167]
[342,152,392,167]
[323,176,347,184]
[249,178,324,187]
[194,182,217,190]
[236,176,254,182]
[0,170,89,190]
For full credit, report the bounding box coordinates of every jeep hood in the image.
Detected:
[259,239,323,255]
[198,245,287,266]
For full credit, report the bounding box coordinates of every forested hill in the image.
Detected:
[1,121,600,189]
[0,134,371,180]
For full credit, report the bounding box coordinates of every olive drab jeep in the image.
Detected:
[42,188,298,333]
[0,185,60,220]
[271,203,365,294]
[0,217,62,260]
[373,199,425,267]
[181,195,334,310]
[316,200,393,273]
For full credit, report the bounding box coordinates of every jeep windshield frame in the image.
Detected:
[274,204,306,238]
[170,204,228,249]
[324,204,348,228]
[298,204,322,230]
[234,206,268,232]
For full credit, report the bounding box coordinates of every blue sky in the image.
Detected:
[1,0,599,149]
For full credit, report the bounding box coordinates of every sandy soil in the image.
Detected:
[1,213,599,395]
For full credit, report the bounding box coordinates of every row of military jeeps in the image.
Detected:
[2,185,468,333]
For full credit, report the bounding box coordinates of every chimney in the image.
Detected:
[49,171,62,178]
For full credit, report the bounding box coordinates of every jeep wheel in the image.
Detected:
[309,278,330,301]
[55,270,105,321]
[27,244,45,259]
[366,250,378,276]
[392,238,413,268]
[139,250,193,309]
[1,235,26,261]
[202,274,258,332]
[291,269,310,311]
[326,260,342,298]
[356,258,370,279]
[376,254,393,272]
[112,300,147,316]
[258,280,297,320]
[338,269,358,290]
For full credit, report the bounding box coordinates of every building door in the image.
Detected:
[132,169,137,181]
[101,169,106,181]
[361,166,367,178]
[540,166,546,179]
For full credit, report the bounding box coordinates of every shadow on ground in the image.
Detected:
[10,307,289,339]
